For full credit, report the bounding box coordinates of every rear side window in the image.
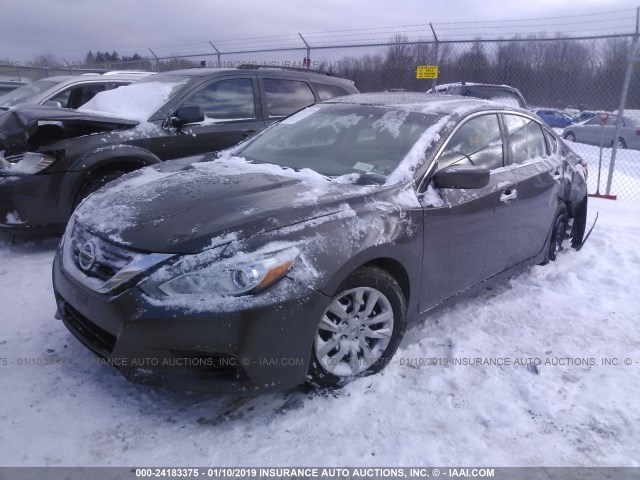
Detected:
[263,78,315,117]
[312,82,349,101]
[438,114,504,171]
[183,78,256,121]
[503,114,548,164]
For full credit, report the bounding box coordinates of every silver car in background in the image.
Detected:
[562,114,640,150]
[0,71,151,111]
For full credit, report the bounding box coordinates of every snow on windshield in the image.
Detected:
[79,77,190,122]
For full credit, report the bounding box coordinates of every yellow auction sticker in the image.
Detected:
[416,65,439,79]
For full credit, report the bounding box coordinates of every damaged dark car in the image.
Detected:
[0,67,357,231]
[52,93,590,392]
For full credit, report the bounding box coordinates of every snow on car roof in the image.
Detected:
[327,92,505,115]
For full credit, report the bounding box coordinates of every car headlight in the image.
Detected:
[0,152,57,174]
[141,245,300,298]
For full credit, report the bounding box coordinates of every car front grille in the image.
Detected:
[69,223,141,283]
[60,299,117,357]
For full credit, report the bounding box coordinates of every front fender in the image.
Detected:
[229,204,424,318]
[56,145,162,216]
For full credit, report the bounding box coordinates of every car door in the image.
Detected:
[502,114,560,263]
[577,116,602,145]
[257,76,317,126]
[159,76,266,159]
[419,113,520,310]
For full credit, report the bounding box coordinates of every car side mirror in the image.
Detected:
[44,100,63,108]
[171,106,205,128]
[433,165,490,189]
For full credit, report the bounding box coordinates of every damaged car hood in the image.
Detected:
[72,155,380,254]
[0,105,138,151]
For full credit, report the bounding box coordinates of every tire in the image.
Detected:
[564,132,576,142]
[570,195,588,249]
[73,170,126,210]
[613,137,626,149]
[307,266,407,388]
[541,203,569,265]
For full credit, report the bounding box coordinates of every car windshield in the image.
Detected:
[238,104,443,181]
[0,79,59,108]
[78,75,191,122]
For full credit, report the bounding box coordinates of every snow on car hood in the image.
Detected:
[73,155,385,254]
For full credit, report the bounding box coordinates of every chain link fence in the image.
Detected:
[2,32,640,201]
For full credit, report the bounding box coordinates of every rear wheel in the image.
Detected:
[73,170,126,210]
[613,137,627,149]
[307,266,406,388]
[542,203,569,264]
[570,196,588,249]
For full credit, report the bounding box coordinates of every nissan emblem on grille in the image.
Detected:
[78,241,97,272]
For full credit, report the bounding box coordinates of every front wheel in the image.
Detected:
[564,131,576,142]
[307,267,406,388]
[73,170,126,210]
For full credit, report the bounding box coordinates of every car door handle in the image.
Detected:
[500,189,517,202]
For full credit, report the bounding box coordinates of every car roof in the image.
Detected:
[152,67,355,85]
[326,92,530,116]
[38,73,151,84]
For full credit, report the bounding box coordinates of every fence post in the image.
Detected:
[299,33,311,68]
[605,12,640,195]
[148,48,160,72]
[430,23,439,91]
[209,41,221,68]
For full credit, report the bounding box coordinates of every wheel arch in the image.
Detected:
[56,145,162,215]
[321,249,413,309]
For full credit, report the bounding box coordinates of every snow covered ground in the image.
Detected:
[1,197,639,467]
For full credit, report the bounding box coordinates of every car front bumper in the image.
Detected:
[0,172,76,232]
[52,250,330,393]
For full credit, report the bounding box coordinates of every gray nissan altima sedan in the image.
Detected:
[53,93,589,393]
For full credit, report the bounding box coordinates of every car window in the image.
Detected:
[543,129,558,155]
[263,78,315,118]
[312,82,349,101]
[0,79,59,107]
[182,78,256,121]
[503,114,548,164]
[49,89,73,108]
[438,114,504,170]
[49,83,108,109]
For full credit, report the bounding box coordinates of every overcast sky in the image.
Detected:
[1,0,638,63]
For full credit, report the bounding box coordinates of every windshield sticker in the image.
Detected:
[353,162,375,172]
[280,106,321,125]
